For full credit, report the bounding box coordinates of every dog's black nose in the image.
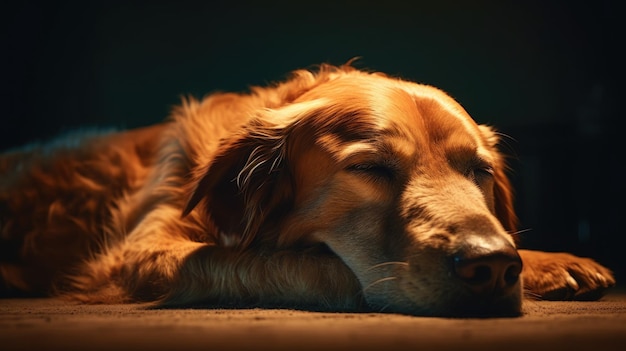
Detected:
[453,234,522,296]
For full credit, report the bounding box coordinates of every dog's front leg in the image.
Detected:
[159,244,363,311]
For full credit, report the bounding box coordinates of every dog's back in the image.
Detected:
[0,84,282,299]
[0,125,164,296]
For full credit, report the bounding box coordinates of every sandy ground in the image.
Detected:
[1,289,625,351]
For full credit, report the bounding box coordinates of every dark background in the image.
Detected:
[2,0,624,282]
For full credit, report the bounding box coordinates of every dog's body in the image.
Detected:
[0,64,614,316]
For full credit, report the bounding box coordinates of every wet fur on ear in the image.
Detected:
[183,119,293,248]
[478,125,518,235]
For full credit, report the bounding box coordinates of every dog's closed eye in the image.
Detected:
[346,163,396,181]
[465,164,494,187]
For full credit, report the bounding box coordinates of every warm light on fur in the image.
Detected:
[0,64,615,316]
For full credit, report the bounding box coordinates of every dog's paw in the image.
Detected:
[517,249,615,301]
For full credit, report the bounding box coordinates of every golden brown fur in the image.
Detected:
[0,64,615,316]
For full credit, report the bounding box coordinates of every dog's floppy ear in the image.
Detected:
[183,119,293,248]
[478,125,518,234]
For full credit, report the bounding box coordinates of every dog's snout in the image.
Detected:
[452,235,522,296]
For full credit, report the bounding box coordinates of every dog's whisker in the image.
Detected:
[377,303,391,313]
[522,289,542,300]
[366,261,409,272]
[494,131,517,142]
[509,228,533,242]
[362,276,398,293]
[510,228,533,236]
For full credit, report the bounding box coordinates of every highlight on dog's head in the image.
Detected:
[184,64,522,316]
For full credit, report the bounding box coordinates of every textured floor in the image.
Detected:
[2,289,625,351]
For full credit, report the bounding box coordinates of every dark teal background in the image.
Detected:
[2,0,623,281]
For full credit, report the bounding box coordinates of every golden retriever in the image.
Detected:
[0,64,615,317]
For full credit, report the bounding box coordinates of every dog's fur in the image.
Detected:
[0,64,615,317]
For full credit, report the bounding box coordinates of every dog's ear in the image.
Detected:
[183,120,293,248]
[478,125,518,234]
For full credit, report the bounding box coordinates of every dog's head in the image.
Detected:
[185,65,522,317]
